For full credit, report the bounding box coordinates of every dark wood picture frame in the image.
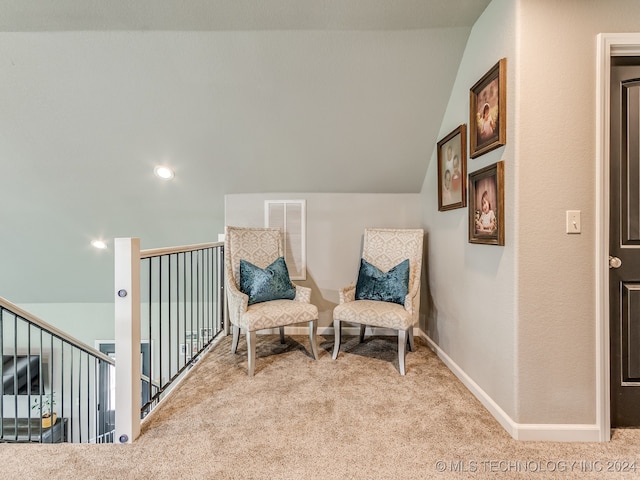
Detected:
[470,58,506,158]
[437,124,467,211]
[468,161,504,245]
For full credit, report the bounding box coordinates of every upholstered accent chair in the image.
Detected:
[225,226,319,376]
[332,228,424,375]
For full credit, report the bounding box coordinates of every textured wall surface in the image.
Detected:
[516,0,640,425]
[421,0,517,420]
[423,0,640,430]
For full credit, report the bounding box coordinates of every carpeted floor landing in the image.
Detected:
[1,334,639,479]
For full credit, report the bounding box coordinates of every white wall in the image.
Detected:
[516,0,640,425]
[225,193,422,329]
[421,0,518,420]
[423,0,640,438]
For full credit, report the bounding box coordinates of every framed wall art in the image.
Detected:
[437,124,467,211]
[468,161,504,246]
[470,58,506,158]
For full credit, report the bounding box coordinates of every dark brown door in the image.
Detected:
[610,59,640,427]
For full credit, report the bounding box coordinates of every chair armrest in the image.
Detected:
[227,284,249,319]
[403,279,420,315]
[339,284,356,304]
[225,276,249,326]
[293,284,312,303]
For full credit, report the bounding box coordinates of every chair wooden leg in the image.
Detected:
[231,325,240,354]
[332,319,341,360]
[279,326,285,344]
[398,329,407,375]
[246,330,256,377]
[359,324,366,343]
[408,328,415,352]
[309,320,319,360]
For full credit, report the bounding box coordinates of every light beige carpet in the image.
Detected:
[1,335,639,479]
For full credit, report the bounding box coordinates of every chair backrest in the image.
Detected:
[362,228,424,316]
[225,226,284,288]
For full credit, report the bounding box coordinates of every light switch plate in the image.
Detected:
[566,210,581,234]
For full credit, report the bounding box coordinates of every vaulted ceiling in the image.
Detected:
[1,0,489,31]
[0,0,490,303]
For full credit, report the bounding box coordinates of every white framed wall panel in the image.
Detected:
[264,200,306,280]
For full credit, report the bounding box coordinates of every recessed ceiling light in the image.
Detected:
[154,166,174,179]
[91,240,108,250]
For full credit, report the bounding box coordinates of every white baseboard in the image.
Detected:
[513,423,601,442]
[419,332,603,443]
[228,326,603,441]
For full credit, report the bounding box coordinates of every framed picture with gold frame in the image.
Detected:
[437,124,467,211]
[470,58,506,158]
[468,161,504,246]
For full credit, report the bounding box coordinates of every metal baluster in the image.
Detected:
[78,348,82,443]
[0,307,4,440]
[48,333,54,443]
[148,258,153,413]
[85,352,90,443]
[219,246,225,333]
[168,253,172,387]
[70,344,74,443]
[196,251,199,353]
[26,323,32,440]
[176,253,180,373]
[61,342,65,443]
[12,315,18,441]
[190,251,194,362]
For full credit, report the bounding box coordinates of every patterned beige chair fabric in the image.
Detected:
[332,228,424,375]
[225,226,319,376]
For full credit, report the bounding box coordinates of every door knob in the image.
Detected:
[609,256,622,269]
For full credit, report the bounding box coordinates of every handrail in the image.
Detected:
[140,242,223,259]
[0,296,114,366]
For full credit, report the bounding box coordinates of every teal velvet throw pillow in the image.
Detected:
[240,256,296,305]
[355,258,410,305]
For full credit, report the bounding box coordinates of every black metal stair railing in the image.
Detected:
[1,240,226,444]
[117,241,225,430]
[0,298,116,443]
[139,242,225,416]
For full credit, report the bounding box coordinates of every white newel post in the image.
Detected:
[114,237,141,444]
